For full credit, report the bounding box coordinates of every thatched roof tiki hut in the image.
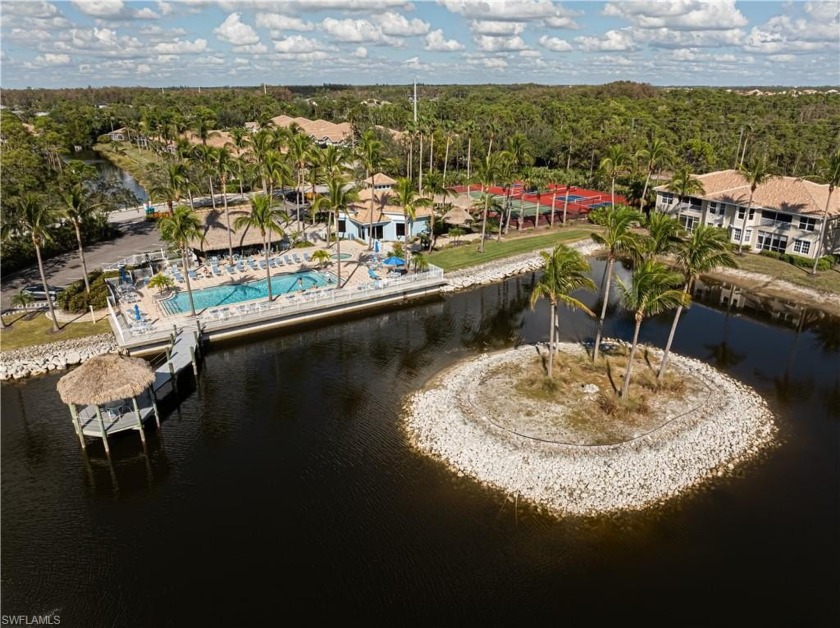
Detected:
[57,353,160,453]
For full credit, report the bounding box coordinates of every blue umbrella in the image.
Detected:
[382,256,405,267]
[133,304,142,321]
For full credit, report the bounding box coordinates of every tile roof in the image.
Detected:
[654,169,839,217]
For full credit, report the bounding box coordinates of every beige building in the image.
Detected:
[654,169,839,260]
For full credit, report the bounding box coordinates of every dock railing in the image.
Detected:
[109,265,446,346]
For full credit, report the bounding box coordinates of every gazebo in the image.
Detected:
[442,206,474,226]
[57,353,160,453]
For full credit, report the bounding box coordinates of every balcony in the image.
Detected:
[758,218,793,231]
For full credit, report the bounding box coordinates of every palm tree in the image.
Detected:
[233,195,286,302]
[1,193,62,332]
[736,157,775,255]
[616,260,689,398]
[529,245,596,378]
[657,225,737,380]
[638,211,685,261]
[809,149,840,274]
[61,183,99,293]
[211,146,236,264]
[665,166,705,221]
[150,162,189,213]
[599,145,631,209]
[356,129,386,249]
[441,120,456,185]
[391,177,432,266]
[485,121,501,159]
[312,177,359,288]
[460,120,477,183]
[590,205,644,361]
[158,206,204,318]
[636,137,671,215]
[472,151,509,253]
[422,170,457,252]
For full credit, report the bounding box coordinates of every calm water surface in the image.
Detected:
[2,261,839,627]
[73,149,148,202]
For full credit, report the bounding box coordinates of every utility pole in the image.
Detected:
[734,126,744,169]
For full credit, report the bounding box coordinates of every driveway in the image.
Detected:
[1,210,165,310]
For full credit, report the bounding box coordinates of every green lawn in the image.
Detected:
[0,313,113,353]
[731,253,840,295]
[428,227,596,272]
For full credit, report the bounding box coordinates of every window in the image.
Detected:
[799,216,817,232]
[687,198,702,212]
[659,193,674,204]
[680,215,698,232]
[736,206,756,220]
[793,239,811,255]
[708,202,724,215]
[732,227,752,242]
[338,219,346,234]
[757,231,788,253]
[396,223,406,237]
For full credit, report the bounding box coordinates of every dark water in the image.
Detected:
[72,149,148,202]
[2,261,839,627]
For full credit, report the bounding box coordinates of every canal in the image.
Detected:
[1,264,838,627]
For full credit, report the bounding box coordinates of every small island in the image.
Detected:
[403,342,778,518]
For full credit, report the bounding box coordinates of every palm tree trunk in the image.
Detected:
[336,210,342,288]
[443,139,451,184]
[479,187,489,253]
[418,135,424,194]
[209,176,216,210]
[611,176,616,209]
[73,221,91,293]
[35,244,59,333]
[550,190,556,229]
[657,285,689,381]
[223,190,233,265]
[466,138,472,181]
[367,172,374,250]
[640,169,652,215]
[593,257,614,362]
[182,249,197,317]
[264,232,272,302]
[737,194,754,255]
[548,301,556,378]
[621,316,643,398]
[811,191,833,274]
[563,187,570,225]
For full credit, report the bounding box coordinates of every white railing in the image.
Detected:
[102,248,175,272]
[113,265,446,345]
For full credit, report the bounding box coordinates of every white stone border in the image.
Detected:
[403,343,778,517]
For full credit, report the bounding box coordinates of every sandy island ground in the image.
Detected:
[403,342,778,518]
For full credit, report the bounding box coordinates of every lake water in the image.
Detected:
[73,148,148,203]
[2,260,838,627]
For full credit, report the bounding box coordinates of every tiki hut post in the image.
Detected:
[189,345,198,379]
[95,405,111,455]
[169,360,178,393]
[131,396,146,446]
[68,403,86,450]
[150,394,161,429]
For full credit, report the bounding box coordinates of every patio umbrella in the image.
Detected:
[382,256,405,267]
[133,304,142,321]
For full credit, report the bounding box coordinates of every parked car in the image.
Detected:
[20,284,65,301]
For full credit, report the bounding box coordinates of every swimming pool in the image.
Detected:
[162,270,336,315]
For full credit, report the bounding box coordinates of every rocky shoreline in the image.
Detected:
[403,343,779,518]
[0,334,118,381]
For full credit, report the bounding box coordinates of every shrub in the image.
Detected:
[57,270,110,313]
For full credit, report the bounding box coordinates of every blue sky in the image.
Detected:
[1,1,838,89]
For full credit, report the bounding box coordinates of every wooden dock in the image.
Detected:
[75,329,200,440]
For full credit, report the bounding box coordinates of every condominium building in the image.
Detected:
[653,170,839,260]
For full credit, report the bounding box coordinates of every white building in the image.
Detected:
[654,170,839,260]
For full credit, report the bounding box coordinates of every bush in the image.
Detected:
[57,270,110,313]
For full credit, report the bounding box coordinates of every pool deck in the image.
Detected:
[110,239,447,355]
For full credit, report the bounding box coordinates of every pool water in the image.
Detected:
[163,270,336,314]
[330,253,353,260]
[554,194,585,202]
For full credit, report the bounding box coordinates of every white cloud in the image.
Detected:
[214,12,260,45]
[233,42,268,53]
[636,27,745,49]
[135,8,160,19]
[768,54,796,63]
[482,57,508,69]
[354,46,368,57]
[519,49,541,58]
[374,12,429,36]
[602,1,747,31]
[538,35,572,52]
[26,53,72,68]
[287,0,413,11]
[71,1,124,17]
[743,27,834,55]
[542,16,579,29]
[469,20,525,36]
[2,1,62,18]
[153,38,209,54]
[474,35,527,51]
[273,35,334,53]
[138,24,186,36]
[576,29,637,52]
[319,17,401,45]
[439,0,560,20]
[137,63,152,74]
[157,2,173,16]
[256,13,315,32]
[424,29,464,51]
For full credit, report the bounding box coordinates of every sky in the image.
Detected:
[1,1,838,89]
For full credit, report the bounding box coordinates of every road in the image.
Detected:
[1,209,165,310]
